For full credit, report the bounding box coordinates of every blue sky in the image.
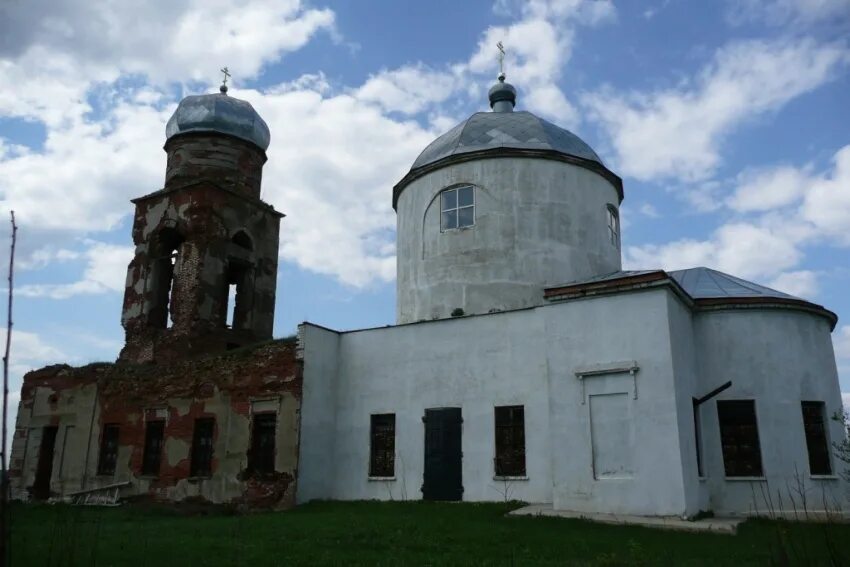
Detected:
[1,0,849,418]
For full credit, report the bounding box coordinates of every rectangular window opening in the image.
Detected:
[97,424,120,476]
[369,414,396,477]
[494,405,526,477]
[141,420,165,476]
[248,412,276,475]
[801,401,832,476]
[717,400,763,478]
[190,418,216,477]
[440,186,475,231]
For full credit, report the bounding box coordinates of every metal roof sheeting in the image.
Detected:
[410,111,603,171]
[668,267,800,301]
[166,93,271,151]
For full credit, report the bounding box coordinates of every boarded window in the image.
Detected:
[97,424,120,476]
[369,414,395,477]
[141,420,164,476]
[190,418,215,477]
[248,413,276,475]
[801,401,832,475]
[494,406,526,477]
[717,400,763,477]
[589,393,634,479]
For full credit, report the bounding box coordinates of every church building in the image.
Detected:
[11,72,848,518]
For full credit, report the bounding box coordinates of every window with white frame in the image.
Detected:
[606,205,620,248]
[441,186,475,231]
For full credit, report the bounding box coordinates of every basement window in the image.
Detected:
[190,418,215,477]
[717,400,764,478]
[369,414,396,478]
[606,205,620,249]
[441,186,474,231]
[97,424,120,476]
[141,420,165,476]
[801,401,832,476]
[248,413,276,475]
[494,405,526,477]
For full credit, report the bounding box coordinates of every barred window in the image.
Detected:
[248,413,276,475]
[369,414,395,477]
[717,400,763,477]
[190,418,215,477]
[801,401,832,476]
[441,186,475,231]
[97,424,120,476]
[495,405,526,477]
[141,420,164,476]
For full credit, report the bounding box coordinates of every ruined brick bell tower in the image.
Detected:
[119,79,283,364]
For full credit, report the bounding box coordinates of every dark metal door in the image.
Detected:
[33,426,58,500]
[422,408,462,501]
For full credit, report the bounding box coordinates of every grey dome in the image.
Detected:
[165,93,270,151]
[410,111,603,171]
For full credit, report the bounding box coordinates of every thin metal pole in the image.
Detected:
[1,211,17,567]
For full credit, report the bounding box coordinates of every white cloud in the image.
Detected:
[356,64,458,116]
[17,241,133,299]
[727,165,812,212]
[768,270,819,298]
[626,221,802,279]
[726,0,850,26]
[0,0,621,289]
[0,329,67,379]
[842,392,849,411]
[583,38,848,182]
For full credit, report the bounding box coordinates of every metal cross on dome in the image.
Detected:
[220,66,231,93]
[497,42,506,78]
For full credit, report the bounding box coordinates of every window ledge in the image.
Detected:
[810,475,840,480]
[698,476,708,482]
[137,475,159,480]
[368,476,396,482]
[724,476,767,482]
[494,475,529,482]
[187,476,212,482]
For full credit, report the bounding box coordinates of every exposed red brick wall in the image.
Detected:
[14,338,302,508]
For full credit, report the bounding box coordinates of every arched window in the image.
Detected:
[606,205,620,249]
[149,228,183,329]
[224,231,253,330]
[440,186,475,231]
[232,230,253,251]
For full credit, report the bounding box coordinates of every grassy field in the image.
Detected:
[11,500,850,566]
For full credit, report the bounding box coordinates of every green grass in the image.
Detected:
[11,500,850,566]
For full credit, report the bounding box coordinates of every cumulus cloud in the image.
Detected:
[626,143,850,295]
[1,0,621,290]
[768,270,819,298]
[583,38,848,182]
[17,241,133,299]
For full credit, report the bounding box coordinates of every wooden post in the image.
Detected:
[1,211,17,567]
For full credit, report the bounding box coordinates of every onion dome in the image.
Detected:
[165,90,270,151]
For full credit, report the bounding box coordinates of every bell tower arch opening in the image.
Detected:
[149,227,184,329]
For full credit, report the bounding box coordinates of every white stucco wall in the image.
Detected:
[395,158,622,324]
[298,286,697,515]
[297,287,847,517]
[693,309,848,516]
[296,324,340,503]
